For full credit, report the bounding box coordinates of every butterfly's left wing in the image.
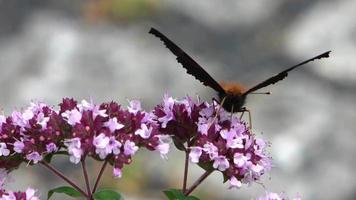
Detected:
[243,51,331,95]
[149,28,226,95]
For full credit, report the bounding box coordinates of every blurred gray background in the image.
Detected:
[0,0,355,199]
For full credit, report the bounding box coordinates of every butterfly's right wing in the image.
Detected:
[149,28,226,95]
[243,51,331,95]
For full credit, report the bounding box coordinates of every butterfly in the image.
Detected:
[149,27,331,114]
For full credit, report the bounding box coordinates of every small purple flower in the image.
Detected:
[203,143,218,159]
[69,148,82,164]
[199,106,214,118]
[46,143,58,153]
[25,187,40,200]
[251,164,264,174]
[108,137,122,155]
[134,124,152,139]
[0,143,10,156]
[123,140,138,156]
[233,153,250,168]
[93,133,111,159]
[128,100,141,114]
[158,94,175,128]
[162,94,175,110]
[28,101,47,112]
[93,133,110,149]
[155,135,170,159]
[78,99,92,111]
[26,152,42,164]
[158,112,173,129]
[228,176,242,189]
[189,147,202,163]
[36,113,50,130]
[13,141,25,153]
[104,117,124,133]
[213,155,230,171]
[113,167,122,178]
[78,99,108,118]
[220,129,244,149]
[22,109,34,121]
[64,138,83,164]
[62,109,82,126]
[12,111,26,127]
[197,123,209,135]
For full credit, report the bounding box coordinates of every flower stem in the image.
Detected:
[182,149,189,193]
[81,159,92,200]
[40,161,88,198]
[184,170,213,196]
[92,159,108,193]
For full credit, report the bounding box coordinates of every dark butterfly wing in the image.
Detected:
[243,51,331,95]
[149,28,226,95]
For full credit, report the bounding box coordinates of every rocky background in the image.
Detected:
[0,0,355,199]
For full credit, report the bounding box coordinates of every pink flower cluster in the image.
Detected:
[256,192,301,200]
[0,95,272,190]
[153,95,272,189]
[0,98,170,177]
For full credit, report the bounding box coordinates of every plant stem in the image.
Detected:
[81,159,92,200]
[184,170,213,196]
[182,149,189,193]
[40,161,88,198]
[92,159,108,193]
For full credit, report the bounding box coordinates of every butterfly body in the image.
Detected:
[149,27,331,113]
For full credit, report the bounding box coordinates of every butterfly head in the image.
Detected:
[219,82,247,112]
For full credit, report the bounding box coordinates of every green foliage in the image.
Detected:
[93,189,123,200]
[47,186,82,199]
[163,189,200,200]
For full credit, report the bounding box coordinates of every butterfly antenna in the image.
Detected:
[249,92,271,95]
[209,96,227,129]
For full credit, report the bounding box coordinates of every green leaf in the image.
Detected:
[47,186,82,200]
[222,173,229,183]
[43,154,54,163]
[173,137,186,151]
[163,189,200,200]
[163,189,185,200]
[93,189,123,200]
[44,150,69,163]
[197,161,214,172]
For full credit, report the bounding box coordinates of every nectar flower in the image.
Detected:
[134,124,152,139]
[123,140,138,156]
[104,117,124,133]
[0,98,170,179]
[113,167,122,178]
[189,147,202,163]
[61,109,82,126]
[26,152,42,164]
[128,100,141,114]
[0,143,10,157]
[153,95,271,189]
